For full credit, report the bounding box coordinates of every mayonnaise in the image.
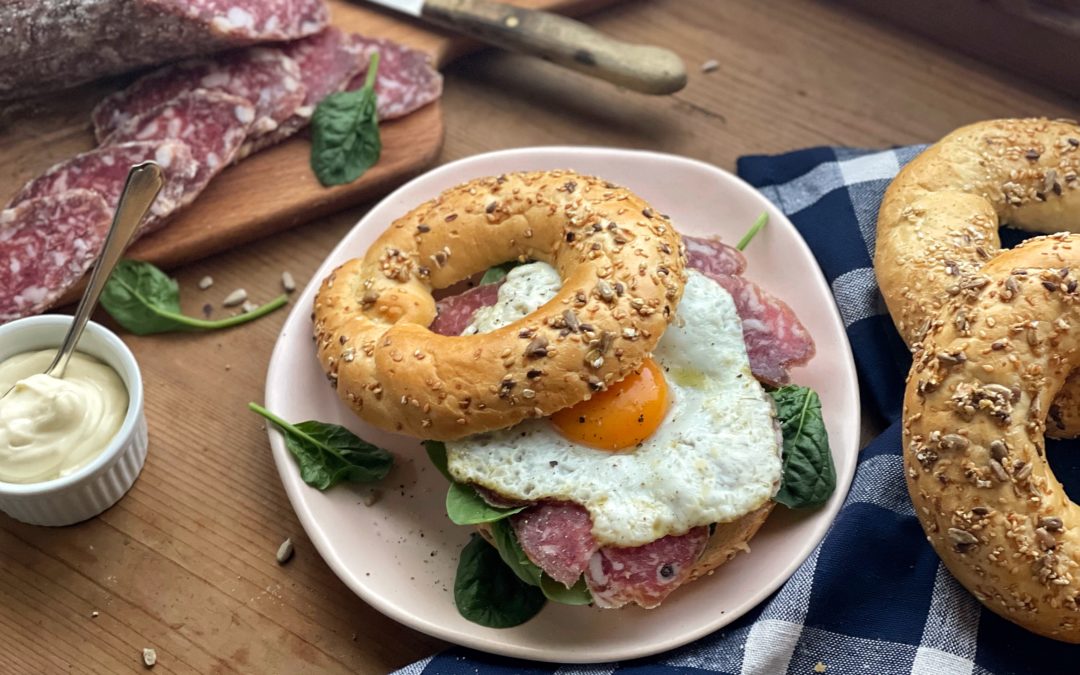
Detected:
[0,350,128,484]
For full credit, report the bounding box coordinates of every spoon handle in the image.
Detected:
[47,162,164,379]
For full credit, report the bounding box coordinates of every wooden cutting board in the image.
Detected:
[0,0,621,301]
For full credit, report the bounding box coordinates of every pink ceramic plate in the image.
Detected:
[263,148,860,663]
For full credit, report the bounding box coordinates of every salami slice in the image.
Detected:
[584,526,710,609]
[91,48,305,147]
[102,90,254,195]
[236,27,368,158]
[10,141,199,237]
[702,273,816,385]
[0,190,111,323]
[177,0,327,41]
[683,235,746,277]
[512,502,598,587]
[0,0,327,101]
[345,36,444,120]
[431,283,503,336]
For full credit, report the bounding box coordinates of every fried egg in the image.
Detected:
[446,264,782,548]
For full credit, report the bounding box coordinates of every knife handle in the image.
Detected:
[422,0,687,95]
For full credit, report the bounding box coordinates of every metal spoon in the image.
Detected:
[1,162,163,399]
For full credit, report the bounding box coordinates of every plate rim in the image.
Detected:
[263,146,861,663]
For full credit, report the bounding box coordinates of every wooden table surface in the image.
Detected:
[1,1,1075,673]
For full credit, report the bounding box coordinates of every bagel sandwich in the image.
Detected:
[312,171,835,625]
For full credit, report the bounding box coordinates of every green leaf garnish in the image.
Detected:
[769,385,836,508]
[249,402,392,490]
[446,482,526,525]
[310,52,381,186]
[425,441,525,524]
[454,534,546,628]
[100,259,287,335]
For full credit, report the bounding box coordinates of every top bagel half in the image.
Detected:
[313,171,687,440]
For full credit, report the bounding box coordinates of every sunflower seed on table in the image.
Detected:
[222,288,247,307]
[282,271,296,293]
[362,489,382,507]
[198,275,213,290]
[276,538,295,565]
[700,59,719,73]
[142,648,157,668]
[241,300,257,314]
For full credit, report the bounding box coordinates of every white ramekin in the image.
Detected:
[0,315,147,526]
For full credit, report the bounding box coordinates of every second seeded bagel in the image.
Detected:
[876,118,1080,437]
[313,171,687,440]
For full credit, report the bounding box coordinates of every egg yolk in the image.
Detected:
[550,358,669,452]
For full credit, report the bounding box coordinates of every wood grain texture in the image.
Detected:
[1,0,1077,673]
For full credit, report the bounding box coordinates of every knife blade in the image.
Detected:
[364,0,687,95]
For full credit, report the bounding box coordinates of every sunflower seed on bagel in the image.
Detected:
[313,171,687,440]
[904,233,1080,643]
[876,118,1080,438]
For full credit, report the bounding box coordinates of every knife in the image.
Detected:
[364,0,687,95]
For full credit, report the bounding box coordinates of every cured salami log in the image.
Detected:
[346,37,444,120]
[9,141,199,237]
[0,190,112,322]
[91,48,305,148]
[0,0,327,101]
[103,90,255,196]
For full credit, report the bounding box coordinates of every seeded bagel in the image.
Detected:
[904,234,1080,642]
[875,118,1080,438]
[313,171,687,440]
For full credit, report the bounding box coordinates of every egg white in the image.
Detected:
[446,264,783,548]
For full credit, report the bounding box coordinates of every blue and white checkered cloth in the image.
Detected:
[396,146,1080,675]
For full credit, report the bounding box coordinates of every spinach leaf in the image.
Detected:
[489,520,543,586]
[447,482,525,525]
[540,574,593,606]
[425,441,526,524]
[769,385,835,508]
[310,52,381,186]
[423,440,452,481]
[479,260,522,285]
[736,212,768,251]
[454,534,546,628]
[101,259,287,335]
[249,402,392,490]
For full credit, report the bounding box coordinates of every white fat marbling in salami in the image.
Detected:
[9,141,199,237]
[511,502,597,587]
[430,283,503,336]
[91,48,305,148]
[0,190,111,323]
[102,90,255,200]
[683,234,746,277]
[238,27,369,157]
[584,526,710,609]
[345,36,443,120]
[0,0,327,100]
